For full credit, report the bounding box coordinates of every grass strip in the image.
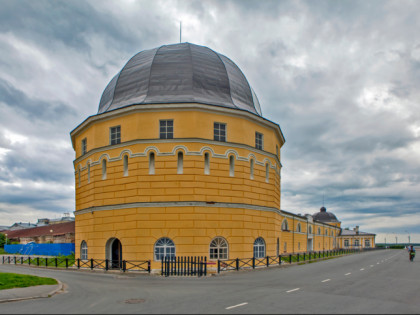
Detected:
[0,272,57,290]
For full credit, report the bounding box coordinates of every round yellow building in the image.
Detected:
[71,43,348,270]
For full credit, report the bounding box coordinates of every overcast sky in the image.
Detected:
[1,0,419,243]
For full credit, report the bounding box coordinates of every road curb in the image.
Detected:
[0,279,63,304]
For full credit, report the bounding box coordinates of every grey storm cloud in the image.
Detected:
[0,0,419,241]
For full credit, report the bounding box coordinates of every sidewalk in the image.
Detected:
[0,280,62,303]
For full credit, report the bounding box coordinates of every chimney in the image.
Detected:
[354,226,359,234]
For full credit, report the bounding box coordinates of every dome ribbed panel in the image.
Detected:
[218,55,256,114]
[107,48,158,112]
[98,74,119,114]
[190,44,233,107]
[144,43,194,103]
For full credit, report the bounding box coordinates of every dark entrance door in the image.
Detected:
[111,238,122,269]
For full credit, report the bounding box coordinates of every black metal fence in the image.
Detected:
[1,256,151,273]
[161,256,207,277]
[217,249,361,273]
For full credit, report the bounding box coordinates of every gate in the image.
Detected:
[161,256,207,277]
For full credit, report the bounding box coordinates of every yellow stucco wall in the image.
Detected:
[71,104,359,267]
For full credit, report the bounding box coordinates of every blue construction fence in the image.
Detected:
[4,243,75,256]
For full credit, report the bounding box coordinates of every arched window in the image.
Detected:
[102,159,107,180]
[87,162,90,183]
[265,163,269,183]
[80,241,88,260]
[204,152,210,175]
[250,159,254,179]
[123,155,128,176]
[149,152,155,175]
[177,151,183,174]
[325,229,328,236]
[317,227,321,235]
[209,237,228,260]
[281,219,289,231]
[154,237,175,261]
[229,155,235,177]
[296,223,301,233]
[253,237,266,258]
[309,226,312,234]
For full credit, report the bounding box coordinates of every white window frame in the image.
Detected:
[81,241,88,260]
[214,122,226,142]
[253,237,266,258]
[160,120,173,139]
[255,132,263,150]
[154,237,176,261]
[209,237,229,260]
[110,126,121,145]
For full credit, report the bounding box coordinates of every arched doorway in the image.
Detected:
[106,238,122,269]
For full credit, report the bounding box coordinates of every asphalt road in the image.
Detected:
[0,249,419,314]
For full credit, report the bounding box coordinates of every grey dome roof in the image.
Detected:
[98,43,262,116]
[313,207,339,223]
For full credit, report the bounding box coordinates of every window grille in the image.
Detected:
[81,138,87,155]
[255,132,263,150]
[214,123,226,142]
[209,237,228,260]
[110,126,121,145]
[154,237,176,261]
[160,120,173,139]
[253,237,266,258]
[81,241,88,260]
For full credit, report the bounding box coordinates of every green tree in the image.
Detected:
[0,233,6,248]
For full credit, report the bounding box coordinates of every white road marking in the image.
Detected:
[322,279,331,282]
[226,303,248,310]
[360,268,365,271]
[345,272,351,276]
[286,288,300,293]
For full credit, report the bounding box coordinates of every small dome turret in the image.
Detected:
[313,207,339,223]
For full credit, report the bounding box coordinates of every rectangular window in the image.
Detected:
[81,138,87,155]
[214,122,226,142]
[344,239,349,247]
[160,120,173,139]
[110,126,121,145]
[365,239,370,247]
[255,132,263,150]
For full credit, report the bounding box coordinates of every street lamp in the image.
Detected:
[405,230,411,245]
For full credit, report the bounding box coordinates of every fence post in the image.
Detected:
[204,257,207,276]
[21,257,23,264]
[123,260,126,272]
[65,258,68,269]
[148,260,151,274]
[297,253,299,262]
[77,258,80,269]
[14,256,17,265]
[46,258,48,267]
[252,257,255,269]
[37,257,40,266]
[236,258,239,271]
[289,254,292,264]
[217,259,220,274]
[266,256,269,267]
[55,258,58,268]
[279,255,282,265]
[303,253,306,261]
[90,258,94,270]
[29,257,31,266]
